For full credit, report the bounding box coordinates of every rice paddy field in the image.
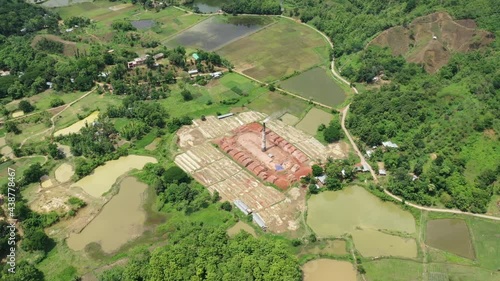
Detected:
[218,18,330,82]
[280,67,346,107]
[166,16,274,51]
[295,107,334,135]
[53,3,206,49]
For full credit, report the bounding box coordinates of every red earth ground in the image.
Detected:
[216,123,312,190]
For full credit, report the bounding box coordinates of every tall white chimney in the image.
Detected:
[261,122,266,152]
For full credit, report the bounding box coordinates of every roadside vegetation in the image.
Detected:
[0,0,499,280]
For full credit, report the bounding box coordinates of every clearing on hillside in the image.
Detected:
[369,12,494,73]
[218,18,330,82]
[31,34,86,57]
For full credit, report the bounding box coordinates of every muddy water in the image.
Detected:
[70,155,157,197]
[352,229,417,258]
[66,177,147,253]
[307,185,416,237]
[426,219,475,259]
[227,221,257,237]
[302,259,356,281]
[54,111,99,137]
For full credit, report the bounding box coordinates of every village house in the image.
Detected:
[153,53,164,60]
[127,55,149,69]
[187,69,199,76]
[382,141,399,148]
[234,200,252,215]
[210,71,222,79]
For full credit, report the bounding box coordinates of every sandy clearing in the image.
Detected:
[1,146,13,158]
[12,111,24,118]
[41,178,54,188]
[0,137,5,147]
[55,163,74,183]
[54,111,99,137]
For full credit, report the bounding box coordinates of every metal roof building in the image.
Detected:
[234,200,251,215]
[382,141,399,148]
[252,213,267,230]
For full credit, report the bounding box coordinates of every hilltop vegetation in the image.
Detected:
[282,0,499,212]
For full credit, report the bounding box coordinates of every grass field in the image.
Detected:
[0,157,47,186]
[53,92,123,131]
[158,73,268,118]
[247,91,311,118]
[5,90,85,113]
[364,259,423,281]
[218,18,330,82]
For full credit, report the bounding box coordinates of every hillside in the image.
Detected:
[369,12,494,73]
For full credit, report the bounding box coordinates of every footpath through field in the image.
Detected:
[19,88,97,148]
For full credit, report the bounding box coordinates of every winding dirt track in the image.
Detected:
[19,88,96,148]
[278,15,500,222]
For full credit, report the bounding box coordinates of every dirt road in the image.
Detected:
[20,88,96,148]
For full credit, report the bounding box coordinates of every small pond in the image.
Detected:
[67,177,147,253]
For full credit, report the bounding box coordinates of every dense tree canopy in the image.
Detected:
[99,223,301,281]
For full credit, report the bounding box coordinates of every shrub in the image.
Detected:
[181,89,193,101]
[163,166,190,184]
[50,98,65,108]
[220,201,232,212]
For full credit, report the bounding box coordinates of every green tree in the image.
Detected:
[5,121,21,134]
[311,164,323,177]
[2,261,44,281]
[323,120,342,143]
[181,89,193,101]
[18,100,34,113]
[220,201,232,211]
[22,163,45,185]
[21,229,50,252]
[49,97,64,108]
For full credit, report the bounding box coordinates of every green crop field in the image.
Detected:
[158,73,268,118]
[247,90,311,118]
[364,259,423,281]
[218,18,330,82]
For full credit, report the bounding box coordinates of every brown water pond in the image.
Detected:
[66,177,147,253]
[426,219,475,259]
[352,229,417,258]
[302,259,356,281]
[70,155,157,197]
[307,185,416,237]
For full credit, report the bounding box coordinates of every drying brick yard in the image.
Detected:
[175,111,343,232]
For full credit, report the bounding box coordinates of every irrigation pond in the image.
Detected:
[280,67,346,107]
[166,16,272,51]
[307,185,417,257]
[70,155,157,197]
[66,177,148,253]
[302,259,357,281]
[426,219,475,259]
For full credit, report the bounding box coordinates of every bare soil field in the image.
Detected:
[175,111,345,232]
[369,12,494,73]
